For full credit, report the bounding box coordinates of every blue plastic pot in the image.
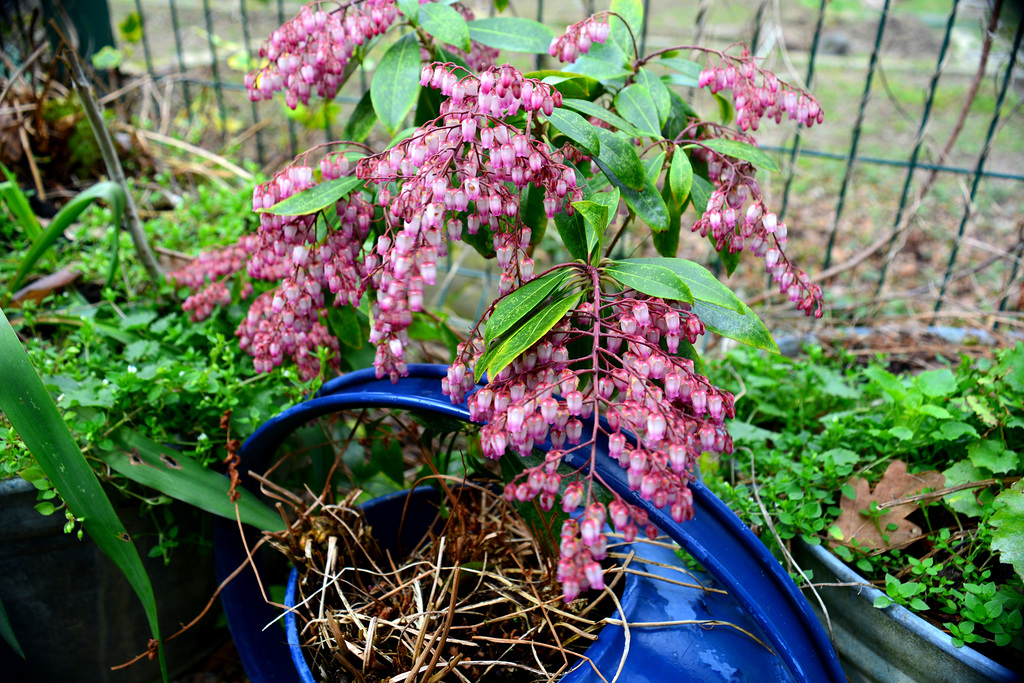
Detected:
[216,364,845,682]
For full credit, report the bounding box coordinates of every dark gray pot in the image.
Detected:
[792,539,1019,683]
[0,476,219,683]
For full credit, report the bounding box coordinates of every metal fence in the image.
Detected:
[5,0,1024,325]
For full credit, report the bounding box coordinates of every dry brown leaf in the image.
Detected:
[832,460,945,552]
[9,268,81,306]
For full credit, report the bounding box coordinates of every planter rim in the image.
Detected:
[798,539,1017,681]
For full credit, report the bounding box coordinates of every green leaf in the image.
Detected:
[341,89,377,143]
[917,368,958,398]
[96,428,284,532]
[943,461,988,517]
[669,149,693,205]
[554,210,589,262]
[603,162,670,232]
[0,593,23,659]
[621,258,742,311]
[572,200,609,259]
[937,421,979,441]
[605,261,692,303]
[371,33,421,135]
[593,128,644,191]
[636,68,671,125]
[968,438,1018,475]
[889,426,914,441]
[396,0,419,22]
[520,183,549,237]
[118,11,143,43]
[562,98,643,137]
[0,309,166,679]
[525,71,602,100]
[544,108,601,156]
[485,268,572,344]
[990,480,1024,581]
[692,300,778,353]
[91,46,124,70]
[467,17,554,53]
[5,181,125,303]
[658,56,703,83]
[689,175,714,216]
[965,395,998,427]
[419,2,470,51]
[587,188,620,256]
[1,164,44,240]
[479,292,583,381]
[653,177,682,257]
[614,84,660,137]
[864,366,906,401]
[609,0,643,59]
[695,138,780,173]
[260,176,363,216]
[713,92,734,125]
[662,90,698,140]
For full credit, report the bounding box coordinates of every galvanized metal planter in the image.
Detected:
[792,540,1019,683]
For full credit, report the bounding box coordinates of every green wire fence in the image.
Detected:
[2,0,1022,322]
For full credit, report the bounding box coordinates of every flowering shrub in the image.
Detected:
[169,0,824,602]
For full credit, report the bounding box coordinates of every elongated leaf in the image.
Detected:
[261,177,363,216]
[467,17,554,53]
[0,594,23,659]
[567,55,632,82]
[5,182,125,302]
[692,299,778,352]
[678,338,709,377]
[572,200,609,259]
[594,128,644,191]
[481,292,583,381]
[659,56,703,81]
[372,33,421,135]
[554,209,589,262]
[696,138,779,172]
[653,180,682,257]
[669,149,693,205]
[636,68,671,125]
[524,71,602,100]
[420,2,470,51]
[714,92,735,126]
[485,268,572,343]
[520,183,548,238]
[663,89,697,140]
[621,257,742,311]
[96,428,285,532]
[396,0,419,22]
[661,73,701,88]
[1,163,43,240]
[544,108,600,156]
[609,0,643,59]
[588,188,620,255]
[606,261,692,303]
[690,175,714,216]
[0,308,166,679]
[342,89,377,143]
[562,98,642,137]
[614,84,659,137]
[714,238,742,276]
[594,152,669,232]
[643,151,666,186]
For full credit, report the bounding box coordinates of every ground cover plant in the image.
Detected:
[705,343,1024,667]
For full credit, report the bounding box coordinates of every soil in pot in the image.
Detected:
[276,483,614,682]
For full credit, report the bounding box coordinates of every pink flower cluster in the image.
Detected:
[354,62,583,381]
[245,1,398,109]
[698,52,823,131]
[169,156,371,381]
[689,141,823,318]
[548,17,610,63]
[169,239,255,322]
[445,289,734,601]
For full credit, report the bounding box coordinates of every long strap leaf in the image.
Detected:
[3,182,126,305]
[0,592,24,659]
[0,306,166,680]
